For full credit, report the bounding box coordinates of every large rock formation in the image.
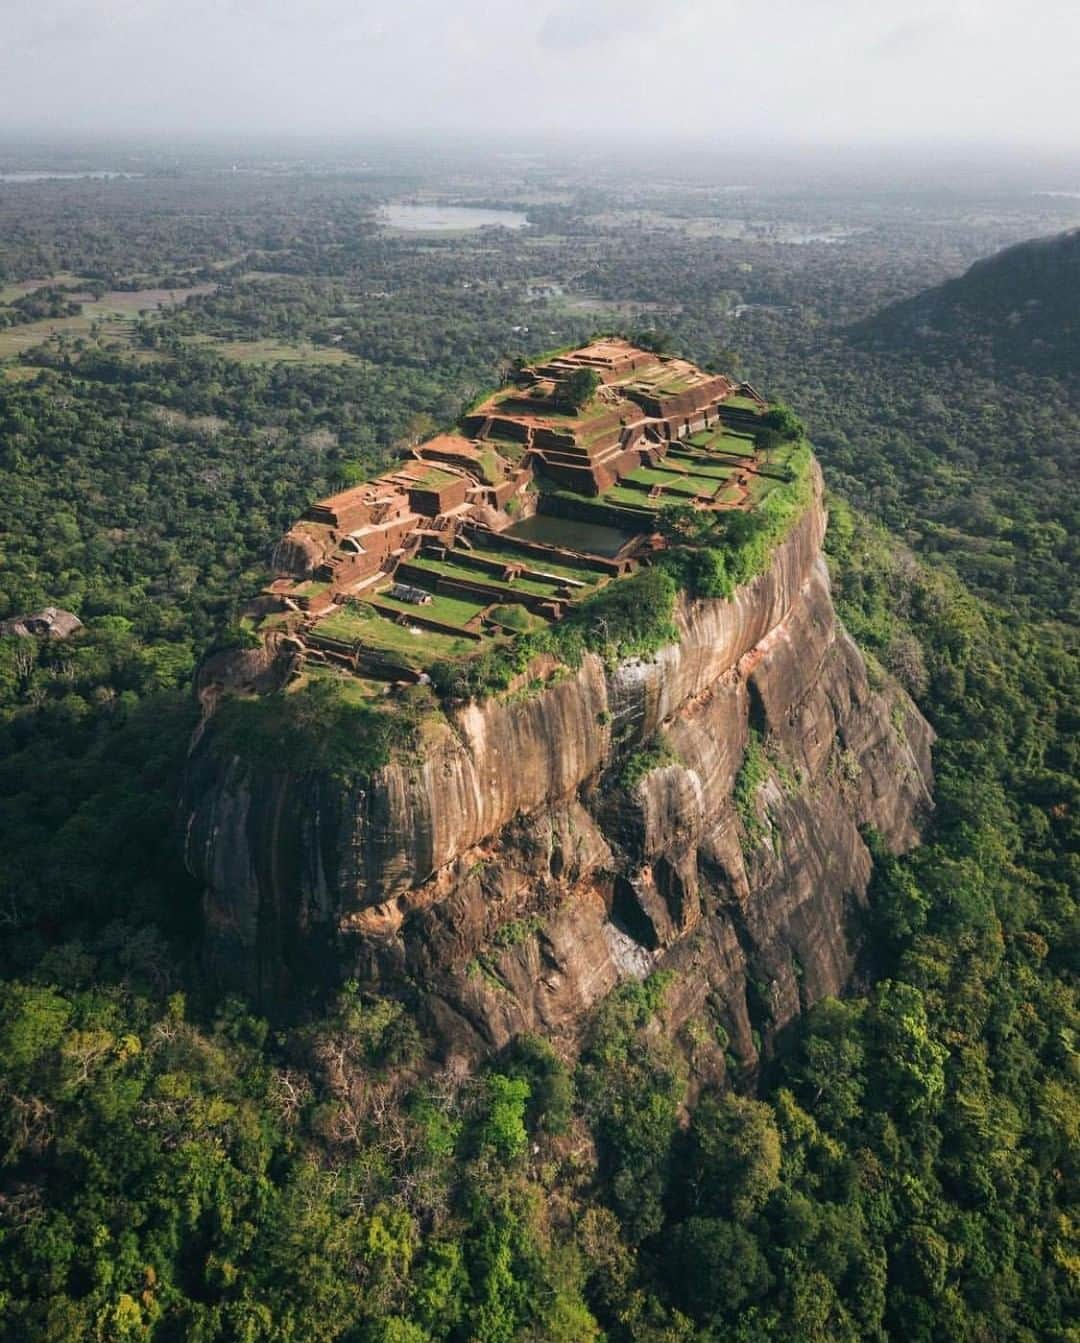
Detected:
[182,466,933,1073]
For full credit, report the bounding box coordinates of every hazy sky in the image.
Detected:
[4,0,1079,146]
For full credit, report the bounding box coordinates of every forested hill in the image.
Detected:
[853,226,1080,378]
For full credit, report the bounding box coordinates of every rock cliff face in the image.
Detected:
[182,467,934,1072]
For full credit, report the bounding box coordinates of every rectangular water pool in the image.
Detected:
[505,514,636,559]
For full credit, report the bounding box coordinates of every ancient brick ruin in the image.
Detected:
[255,339,770,678]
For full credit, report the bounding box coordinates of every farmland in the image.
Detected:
[0,284,215,358]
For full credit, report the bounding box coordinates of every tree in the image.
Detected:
[663,1218,772,1321]
[480,1074,530,1159]
[632,328,673,354]
[760,404,803,440]
[868,981,947,1118]
[558,367,600,410]
[682,1092,781,1221]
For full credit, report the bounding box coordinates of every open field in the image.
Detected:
[624,467,722,497]
[0,316,132,358]
[543,293,671,326]
[622,466,677,487]
[713,432,759,456]
[746,473,782,504]
[185,335,362,366]
[0,285,216,360]
[600,486,666,512]
[292,580,333,600]
[0,273,89,302]
[488,605,550,633]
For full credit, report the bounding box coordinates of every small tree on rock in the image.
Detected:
[558,367,600,411]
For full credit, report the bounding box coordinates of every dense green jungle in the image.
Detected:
[0,148,1076,1342]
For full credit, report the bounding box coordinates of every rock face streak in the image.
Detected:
[182,468,934,1069]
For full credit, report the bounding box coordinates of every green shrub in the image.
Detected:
[335,459,368,487]
[659,544,734,599]
[204,619,261,656]
[619,732,680,790]
[723,443,814,586]
[734,728,769,848]
[210,677,415,779]
[492,915,544,948]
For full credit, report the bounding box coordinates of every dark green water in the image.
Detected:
[506,514,635,558]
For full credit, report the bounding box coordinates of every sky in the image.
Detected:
[3,0,1079,148]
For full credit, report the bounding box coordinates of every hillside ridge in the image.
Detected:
[853,225,1080,376]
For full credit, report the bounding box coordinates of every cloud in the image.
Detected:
[536,0,682,52]
[870,15,956,61]
[0,0,1077,146]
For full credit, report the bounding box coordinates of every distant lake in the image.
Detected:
[0,171,140,182]
[380,204,528,232]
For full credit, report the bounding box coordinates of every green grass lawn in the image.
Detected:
[663,455,737,481]
[745,474,781,505]
[410,466,460,489]
[601,486,665,512]
[681,429,756,457]
[482,436,527,463]
[488,605,550,633]
[467,538,603,585]
[475,449,504,484]
[372,588,488,629]
[315,605,482,663]
[656,475,721,497]
[406,555,565,599]
[623,466,687,487]
[711,432,758,457]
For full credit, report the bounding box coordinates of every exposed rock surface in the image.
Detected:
[182,468,934,1073]
[1,606,83,639]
